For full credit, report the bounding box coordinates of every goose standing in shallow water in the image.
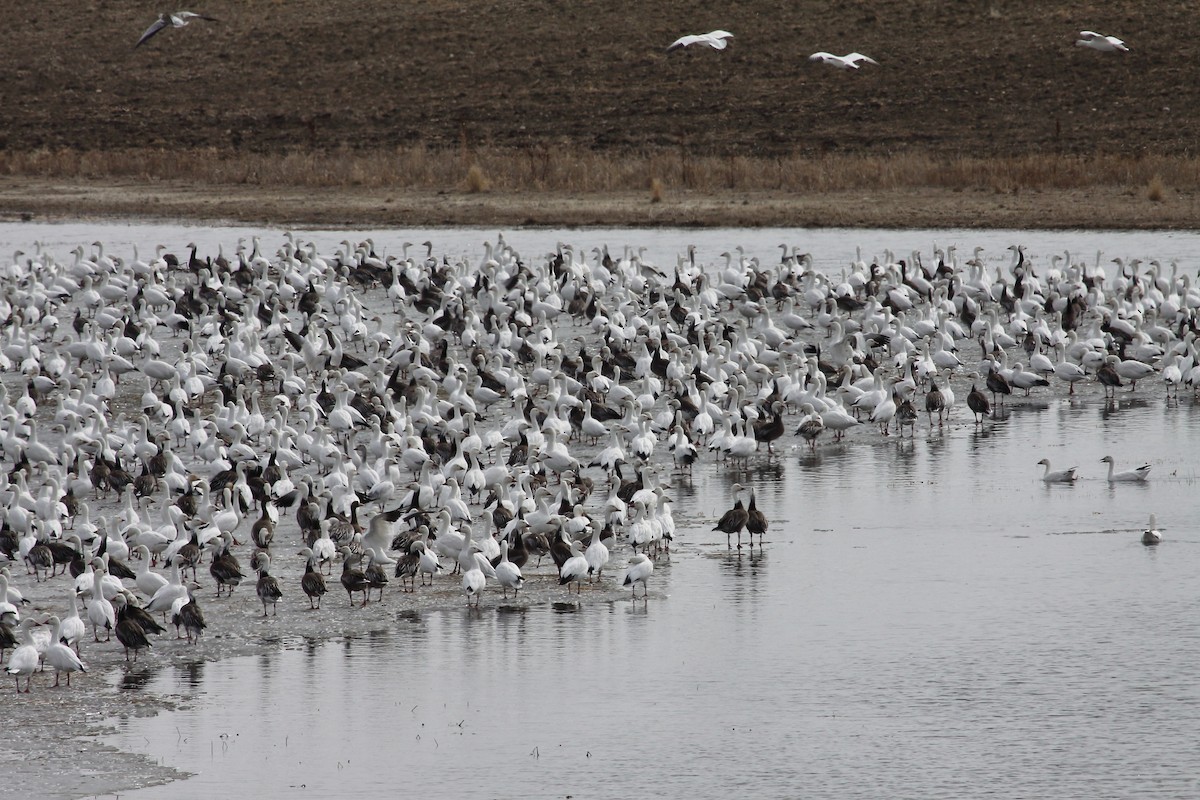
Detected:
[746,488,768,546]
[1141,513,1162,545]
[713,483,749,548]
[624,553,654,599]
[42,615,87,687]
[1100,455,1151,483]
[494,540,524,598]
[1036,458,1078,484]
[6,619,41,693]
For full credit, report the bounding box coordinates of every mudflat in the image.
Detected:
[1,179,1196,230]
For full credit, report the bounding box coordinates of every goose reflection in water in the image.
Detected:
[119,666,157,692]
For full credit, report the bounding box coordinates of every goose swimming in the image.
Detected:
[624,553,654,599]
[1141,513,1162,545]
[6,619,42,693]
[1036,458,1078,484]
[42,615,87,688]
[1100,455,1151,483]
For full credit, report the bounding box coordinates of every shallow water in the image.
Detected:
[1,221,1196,799]
[100,390,1200,800]
[7,221,1200,278]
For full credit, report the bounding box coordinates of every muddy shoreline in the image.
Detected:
[0,179,1197,231]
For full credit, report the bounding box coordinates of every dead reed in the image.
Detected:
[1,146,1197,195]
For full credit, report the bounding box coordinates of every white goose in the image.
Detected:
[1100,455,1151,483]
[1036,458,1078,484]
[1076,31,1128,52]
[666,30,733,53]
[42,615,87,688]
[1141,513,1162,545]
[6,619,41,693]
[809,51,878,70]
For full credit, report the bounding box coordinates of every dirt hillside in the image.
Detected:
[1,1,1192,158]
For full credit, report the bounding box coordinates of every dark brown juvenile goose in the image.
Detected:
[339,547,371,608]
[115,601,151,663]
[255,553,283,617]
[209,533,245,597]
[297,548,328,609]
[925,379,946,425]
[746,488,768,547]
[966,383,991,424]
[712,483,749,549]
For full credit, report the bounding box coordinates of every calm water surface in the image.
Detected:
[12,222,1193,799]
[103,391,1200,800]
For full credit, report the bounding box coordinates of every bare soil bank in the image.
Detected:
[1,178,1197,230]
[2,2,1197,159]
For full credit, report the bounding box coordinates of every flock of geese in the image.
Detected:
[0,233,1194,693]
[667,28,1129,67]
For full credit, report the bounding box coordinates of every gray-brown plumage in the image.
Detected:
[746,488,768,546]
[339,547,370,607]
[712,483,748,548]
[255,553,283,617]
[925,379,946,425]
[209,534,245,597]
[176,592,206,643]
[297,548,327,608]
[393,543,420,593]
[115,603,152,662]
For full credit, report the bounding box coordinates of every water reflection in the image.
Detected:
[118,666,158,692]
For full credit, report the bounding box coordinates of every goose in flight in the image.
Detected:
[136,11,218,48]
[1076,31,1127,52]
[809,52,878,70]
[667,30,734,53]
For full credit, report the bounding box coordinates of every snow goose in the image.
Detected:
[623,553,654,599]
[1100,455,1151,483]
[114,602,152,662]
[1076,31,1128,52]
[1112,356,1156,391]
[42,615,87,687]
[494,540,524,598]
[1036,458,1078,484]
[6,619,41,693]
[136,11,218,49]
[809,51,878,70]
[1141,514,1162,545]
[667,30,733,52]
[558,540,589,595]
[966,382,991,423]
